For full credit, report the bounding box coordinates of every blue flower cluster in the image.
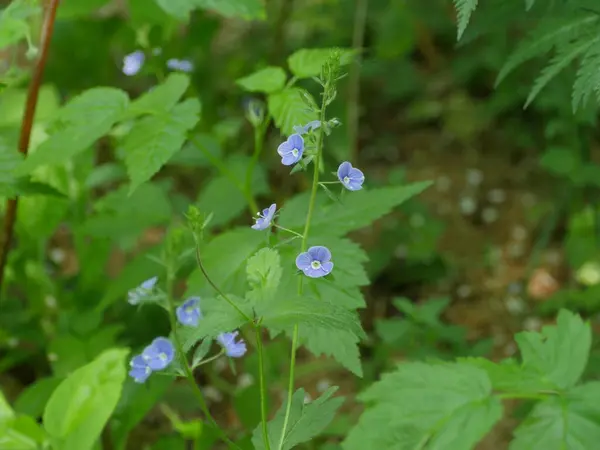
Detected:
[122,50,194,76]
[126,280,247,383]
[252,121,366,278]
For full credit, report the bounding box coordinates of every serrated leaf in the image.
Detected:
[236,66,286,94]
[123,73,190,120]
[16,88,129,175]
[252,387,344,450]
[268,88,318,136]
[572,39,600,112]
[258,295,365,375]
[279,181,432,236]
[246,248,282,303]
[287,48,355,79]
[122,98,200,194]
[515,309,591,390]
[510,382,600,450]
[453,0,479,41]
[343,362,502,450]
[43,348,129,450]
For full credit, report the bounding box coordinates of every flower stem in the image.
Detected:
[165,271,240,450]
[246,120,269,211]
[255,327,271,450]
[274,224,304,238]
[277,85,329,450]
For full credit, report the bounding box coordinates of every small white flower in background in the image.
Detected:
[466,168,483,186]
[316,378,331,393]
[303,393,312,404]
[167,58,194,73]
[202,386,223,402]
[122,50,145,76]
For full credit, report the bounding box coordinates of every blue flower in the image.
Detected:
[129,355,152,383]
[337,161,365,191]
[176,297,202,326]
[252,204,276,231]
[142,337,175,370]
[295,246,334,278]
[293,120,321,135]
[167,58,194,72]
[277,134,304,166]
[122,50,145,76]
[128,276,158,305]
[217,331,247,358]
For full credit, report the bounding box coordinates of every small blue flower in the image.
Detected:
[142,337,175,371]
[129,355,152,383]
[337,161,365,191]
[293,120,321,135]
[277,134,304,166]
[295,246,334,278]
[252,203,276,231]
[128,276,158,305]
[167,58,194,72]
[176,297,202,326]
[122,50,145,76]
[217,331,247,358]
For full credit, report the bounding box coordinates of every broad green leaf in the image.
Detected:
[14,376,63,418]
[287,48,355,79]
[194,0,266,19]
[123,73,190,120]
[111,376,173,450]
[0,399,46,450]
[511,382,600,450]
[259,295,365,376]
[185,227,265,297]
[236,67,286,94]
[515,309,591,389]
[180,296,250,352]
[246,248,282,303]
[43,348,129,450]
[0,85,60,127]
[268,87,318,136]
[279,181,432,236]
[343,362,502,450]
[122,98,200,194]
[0,0,40,50]
[252,387,344,450]
[308,237,369,287]
[16,88,130,175]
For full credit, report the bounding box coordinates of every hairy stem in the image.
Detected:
[165,271,240,450]
[0,0,60,293]
[255,327,271,450]
[278,87,329,450]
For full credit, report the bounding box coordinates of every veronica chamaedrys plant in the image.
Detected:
[277,134,305,165]
[122,50,144,76]
[127,276,158,305]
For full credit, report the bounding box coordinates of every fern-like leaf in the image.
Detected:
[524,38,597,108]
[496,15,599,86]
[572,37,600,112]
[454,0,479,41]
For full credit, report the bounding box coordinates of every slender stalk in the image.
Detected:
[347,0,369,163]
[165,271,240,450]
[0,0,61,293]
[194,349,225,367]
[274,224,304,238]
[255,327,271,450]
[277,88,329,450]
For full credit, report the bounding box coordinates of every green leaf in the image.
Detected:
[154,0,195,20]
[515,309,591,390]
[0,85,60,127]
[246,248,283,303]
[14,376,63,418]
[572,40,600,112]
[259,295,365,376]
[0,0,40,50]
[343,362,502,450]
[287,48,355,79]
[279,181,432,236]
[194,0,266,20]
[123,73,190,120]
[43,348,129,450]
[268,87,318,136]
[252,387,344,450]
[453,0,479,41]
[16,88,130,175]
[57,0,111,18]
[510,382,600,450]
[0,391,47,450]
[122,98,200,194]
[236,67,287,94]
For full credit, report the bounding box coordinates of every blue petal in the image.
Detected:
[277,140,294,157]
[288,134,304,151]
[129,365,151,383]
[295,252,312,271]
[307,246,331,263]
[141,276,158,290]
[337,161,352,181]
[281,152,300,166]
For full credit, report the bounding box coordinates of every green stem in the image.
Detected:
[255,327,271,450]
[274,224,304,238]
[277,90,328,450]
[193,237,253,323]
[190,136,258,213]
[246,121,269,210]
[194,349,225,368]
[165,271,240,450]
